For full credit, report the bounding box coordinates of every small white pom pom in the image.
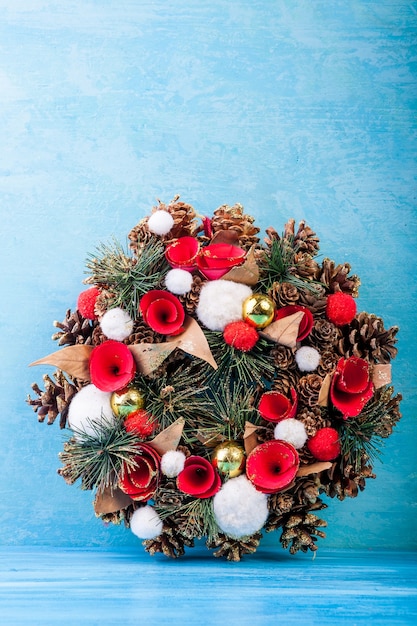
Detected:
[68,384,115,438]
[274,418,308,449]
[130,505,163,539]
[161,450,186,477]
[147,210,174,236]
[295,346,321,372]
[165,268,194,295]
[100,307,134,341]
[213,475,268,539]
[196,280,252,331]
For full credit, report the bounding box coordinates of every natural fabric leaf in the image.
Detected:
[260,311,304,348]
[29,345,93,381]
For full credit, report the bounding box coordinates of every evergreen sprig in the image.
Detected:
[259,237,321,293]
[85,238,169,317]
[155,490,219,543]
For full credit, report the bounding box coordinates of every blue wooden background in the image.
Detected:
[0,0,416,554]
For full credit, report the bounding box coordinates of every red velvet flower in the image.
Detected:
[326,292,357,326]
[124,409,157,439]
[140,289,185,335]
[89,340,136,392]
[118,443,160,501]
[274,305,313,341]
[223,320,259,352]
[177,456,221,498]
[330,356,374,419]
[196,243,246,280]
[77,287,100,320]
[258,389,298,423]
[165,237,200,272]
[246,440,299,493]
[308,427,341,461]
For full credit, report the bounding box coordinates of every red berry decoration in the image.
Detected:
[223,320,259,352]
[77,287,100,320]
[308,427,341,461]
[326,292,357,326]
[124,409,157,438]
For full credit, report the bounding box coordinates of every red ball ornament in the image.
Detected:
[326,292,357,326]
[223,321,259,352]
[307,427,341,461]
[124,409,157,438]
[77,287,100,320]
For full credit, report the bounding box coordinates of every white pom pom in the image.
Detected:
[274,418,308,449]
[100,307,134,341]
[165,268,194,295]
[295,346,321,372]
[68,384,115,438]
[147,210,174,236]
[161,450,186,477]
[213,475,268,539]
[196,280,252,331]
[130,505,163,539]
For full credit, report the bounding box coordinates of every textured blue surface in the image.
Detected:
[0,0,416,560]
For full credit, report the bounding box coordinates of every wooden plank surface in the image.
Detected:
[1,548,416,625]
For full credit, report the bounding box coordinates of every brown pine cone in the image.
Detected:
[298,374,323,408]
[206,531,262,561]
[320,455,376,500]
[269,281,300,307]
[297,406,330,437]
[272,369,300,396]
[373,386,402,438]
[316,258,360,296]
[270,344,296,371]
[128,218,155,255]
[26,369,79,427]
[308,319,340,349]
[265,493,294,532]
[52,309,97,346]
[297,284,328,317]
[293,220,320,257]
[210,203,260,249]
[124,319,163,345]
[94,289,116,318]
[293,252,320,279]
[159,197,198,240]
[177,275,205,315]
[317,350,339,376]
[143,519,194,558]
[280,512,327,554]
[337,312,398,363]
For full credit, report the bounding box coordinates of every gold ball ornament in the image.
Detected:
[110,385,146,419]
[212,441,246,478]
[242,294,275,329]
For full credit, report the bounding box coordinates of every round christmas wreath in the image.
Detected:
[27,198,402,561]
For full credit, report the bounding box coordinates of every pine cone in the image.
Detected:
[210,203,260,249]
[308,319,340,349]
[298,374,323,408]
[316,258,360,296]
[177,275,205,315]
[94,289,116,318]
[293,252,320,279]
[26,370,79,427]
[270,344,296,371]
[269,281,300,307]
[143,519,194,558]
[297,406,330,437]
[317,350,340,377]
[280,512,327,554]
[265,493,294,532]
[293,220,320,257]
[297,284,328,317]
[373,387,402,438]
[128,218,155,255]
[206,531,262,561]
[320,455,376,500]
[52,309,97,346]
[272,369,300,396]
[124,319,163,345]
[338,312,399,363]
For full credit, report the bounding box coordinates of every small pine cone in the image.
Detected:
[297,284,328,317]
[128,218,155,255]
[177,275,205,315]
[27,370,79,428]
[125,319,163,345]
[266,493,294,531]
[298,374,323,408]
[320,455,376,500]
[207,531,262,561]
[373,387,402,438]
[280,512,327,554]
[297,406,330,437]
[211,203,260,249]
[52,309,97,346]
[291,476,325,508]
[317,350,340,377]
[293,252,320,279]
[94,289,115,318]
[270,344,296,371]
[154,481,186,509]
[269,281,300,307]
[143,519,194,558]
[272,369,300,397]
[316,258,361,296]
[338,312,399,363]
[293,220,320,257]
[308,319,340,349]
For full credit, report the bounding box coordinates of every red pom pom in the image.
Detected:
[307,427,341,461]
[223,321,259,352]
[77,287,100,320]
[326,292,357,326]
[124,409,157,438]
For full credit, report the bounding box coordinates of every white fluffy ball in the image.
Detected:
[160,450,186,477]
[213,475,268,539]
[196,280,252,331]
[147,210,174,236]
[68,384,115,438]
[130,505,163,539]
[274,418,308,449]
[295,346,321,372]
[100,307,134,341]
[165,268,194,295]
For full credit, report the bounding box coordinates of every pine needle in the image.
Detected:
[259,237,322,294]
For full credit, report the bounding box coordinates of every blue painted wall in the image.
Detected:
[0,0,415,551]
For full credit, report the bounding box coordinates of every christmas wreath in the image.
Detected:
[27,198,402,561]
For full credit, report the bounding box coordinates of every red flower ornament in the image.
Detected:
[118,443,160,501]
[330,356,374,419]
[258,388,298,423]
[246,440,299,494]
[196,243,246,280]
[140,289,185,335]
[89,340,136,392]
[165,237,200,272]
[177,456,221,498]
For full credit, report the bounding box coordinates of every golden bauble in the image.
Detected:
[212,441,246,478]
[110,385,146,419]
[242,293,275,329]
